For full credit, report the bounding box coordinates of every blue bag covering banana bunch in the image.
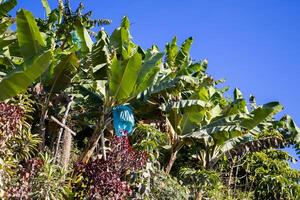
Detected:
[113,105,135,137]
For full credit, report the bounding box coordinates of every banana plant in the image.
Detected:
[0,8,51,101]
[163,84,288,173]
[78,17,164,163]
[185,89,299,171]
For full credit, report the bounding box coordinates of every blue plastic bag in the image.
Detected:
[71,31,81,47]
[113,105,135,137]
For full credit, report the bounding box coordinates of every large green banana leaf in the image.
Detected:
[0,0,17,18]
[16,9,46,60]
[76,24,93,53]
[48,53,79,93]
[134,47,163,94]
[109,52,142,102]
[241,102,283,129]
[0,51,52,101]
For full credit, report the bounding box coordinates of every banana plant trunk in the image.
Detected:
[165,149,179,174]
[61,129,72,170]
[165,142,183,174]
[78,110,109,163]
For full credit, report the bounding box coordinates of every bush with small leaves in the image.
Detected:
[74,136,147,199]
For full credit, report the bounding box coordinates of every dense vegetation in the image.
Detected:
[0,0,300,199]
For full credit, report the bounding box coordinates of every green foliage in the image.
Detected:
[131,123,168,160]
[109,52,142,102]
[16,9,46,59]
[0,51,52,101]
[47,53,79,93]
[0,1,299,199]
[180,167,221,193]
[146,167,190,200]
[28,153,68,200]
[0,0,17,18]
[241,150,300,200]
[5,153,69,200]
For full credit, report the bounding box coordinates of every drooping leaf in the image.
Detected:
[0,0,17,18]
[241,102,283,129]
[180,109,205,134]
[75,24,93,53]
[91,31,110,79]
[0,51,52,101]
[142,75,198,99]
[187,60,207,76]
[280,115,300,143]
[134,47,163,94]
[180,129,213,145]
[77,84,104,104]
[48,53,79,93]
[16,9,46,60]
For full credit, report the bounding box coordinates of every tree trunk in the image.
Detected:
[61,129,72,170]
[54,96,73,162]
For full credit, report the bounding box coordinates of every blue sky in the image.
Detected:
[13,0,300,168]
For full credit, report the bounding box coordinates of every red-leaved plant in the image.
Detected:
[74,136,147,199]
[6,158,44,199]
[0,103,24,146]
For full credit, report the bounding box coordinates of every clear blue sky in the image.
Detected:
[13,0,300,168]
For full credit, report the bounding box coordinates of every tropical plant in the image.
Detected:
[0,1,299,199]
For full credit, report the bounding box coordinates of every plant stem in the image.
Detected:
[54,97,74,161]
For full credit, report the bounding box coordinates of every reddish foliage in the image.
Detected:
[6,158,44,199]
[75,136,147,199]
[0,103,24,145]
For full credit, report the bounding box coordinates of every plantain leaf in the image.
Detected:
[41,0,51,17]
[165,37,178,68]
[142,75,198,99]
[48,53,79,93]
[0,0,17,18]
[16,9,46,60]
[161,100,211,112]
[241,102,283,129]
[110,17,136,59]
[175,37,193,68]
[233,88,243,100]
[109,52,142,102]
[0,51,52,101]
[134,47,162,94]
[76,24,93,53]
